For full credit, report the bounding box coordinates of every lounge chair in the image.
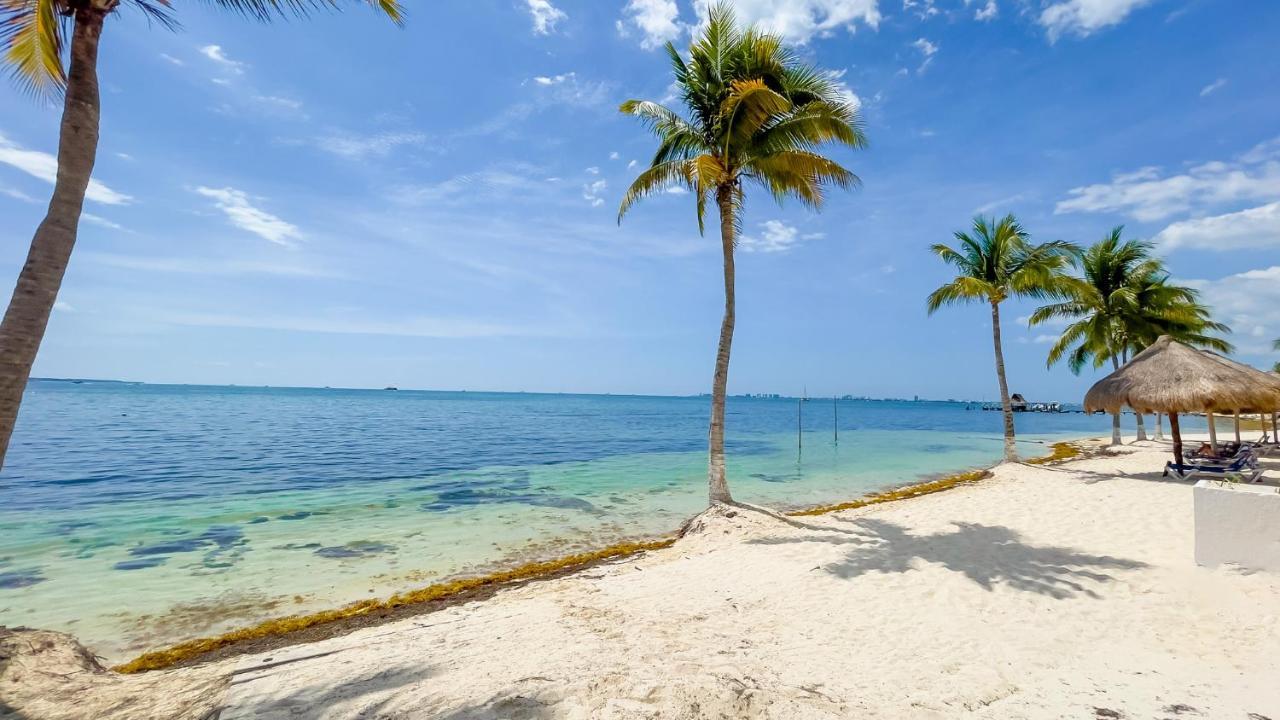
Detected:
[1165,449,1263,482]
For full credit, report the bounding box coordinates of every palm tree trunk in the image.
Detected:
[0,8,106,471]
[706,187,736,505]
[989,301,1016,463]
[1108,356,1122,446]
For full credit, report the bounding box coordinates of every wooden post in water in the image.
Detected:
[833,397,838,445]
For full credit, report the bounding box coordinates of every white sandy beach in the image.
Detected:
[6,434,1280,719]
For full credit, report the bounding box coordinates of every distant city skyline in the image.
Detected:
[2,1,1278,402]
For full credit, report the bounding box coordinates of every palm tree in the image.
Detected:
[927,215,1077,463]
[0,0,402,469]
[617,2,865,505]
[1031,228,1230,444]
[1273,339,1280,374]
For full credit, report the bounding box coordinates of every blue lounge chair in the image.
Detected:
[1165,449,1262,482]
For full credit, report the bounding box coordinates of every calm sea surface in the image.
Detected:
[0,380,1165,660]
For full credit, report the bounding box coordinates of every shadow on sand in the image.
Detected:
[751,517,1148,600]
[227,663,434,719]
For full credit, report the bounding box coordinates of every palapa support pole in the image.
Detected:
[1233,410,1241,444]
[1169,412,1183,467]
[1154,412,1164,441]
[1273,411,1278,442]
[1207,411,1218,453]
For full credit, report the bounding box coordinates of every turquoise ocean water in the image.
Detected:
[0,380,1159,661]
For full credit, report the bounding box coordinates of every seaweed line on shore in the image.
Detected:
[113,439,1089,674]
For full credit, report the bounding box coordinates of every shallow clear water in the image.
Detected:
[0,380,1160,660]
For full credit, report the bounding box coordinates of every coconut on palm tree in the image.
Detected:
[618,2,865,505]
[926,215,1077,463]
[1030,228,1230,444]
[0,0,402,470]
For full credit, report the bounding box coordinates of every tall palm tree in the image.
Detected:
[618,2,865,505]
[0,0,402,470]
[1273,339,1280,373]
[1030,228,1230,444]
[926,215,1077,463]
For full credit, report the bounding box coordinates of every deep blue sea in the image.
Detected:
[0,379,1150,660]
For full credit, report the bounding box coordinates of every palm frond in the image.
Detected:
[1,0,67,98]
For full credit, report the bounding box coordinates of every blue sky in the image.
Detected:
[1,0,1277,401]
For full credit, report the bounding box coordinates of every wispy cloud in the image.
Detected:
[200,44,245,74]
[81,213,126,231]
[0,132,131,205]
[158,310,554,339]
[1199,78,1227,97]
[738,220,821,254]
[82,252,338,278]
[1055,137,1280,221]
[912,38,938,74]
[1039,0,1156,42]
[159,53,184,66]
[195,186,301,247]
[1,186,37,203]
[525,0,567,35]
[972,0,998,21]
[583,178,607,207]
[315,131,428,160]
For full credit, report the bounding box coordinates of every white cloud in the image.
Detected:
[1032,334,1058,344]
[902,0,938,20]
[199,44,245,74]
[253,95,303,111]
[80,213,125,231]
[665,186,688,194]
[158,311,545,339]
[1055,138,1280,221]
[0,132,131,205]
[393,165,550,205]
[315,131,428,160]
[583,178,608,207]
[585,166,600,175]
[1038,0,1156,41]
[115,152,134,161]
[690,0,880,45]
[1,186,36,203]
[1182,266,1280,355]
[1154,202,1280,251]
[1199,78,1227,97]
[525,0,567,35]
[824,68,861,112]
[53,300,73,312]
[972,0,997,21]
[82,252,336,278]
[738,220,818,253]
[622,0,682,49]
[912,37,938,74]
[159,53,184,66]
[627,159,638,170]
[609,151,620,160]
[195,186,301,247]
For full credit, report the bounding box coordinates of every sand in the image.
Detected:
[11,434,1280,719]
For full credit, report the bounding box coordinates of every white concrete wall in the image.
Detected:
[1194,480,1280,572]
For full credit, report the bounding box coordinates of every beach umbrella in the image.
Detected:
[1083,336,1280,466]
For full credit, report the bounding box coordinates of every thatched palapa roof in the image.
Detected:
[1083,336,1280,414]
[1201,352,1280,412]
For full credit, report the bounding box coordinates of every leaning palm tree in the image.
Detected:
[927,215,1077,462]
[0,0,403,469]
[1031,228,1230,444]
[618,2,865,505]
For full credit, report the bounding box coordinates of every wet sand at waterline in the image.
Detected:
[126,434,1280,719]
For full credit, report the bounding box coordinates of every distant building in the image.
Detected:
[1010,393,1028,412]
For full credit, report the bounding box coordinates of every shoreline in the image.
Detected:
[114,438,1096,674]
